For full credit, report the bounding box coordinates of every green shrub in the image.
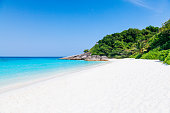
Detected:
[141,49,170,64]
[159,50,169,61]
[141,49,160,60]
[130,53,142,59]
[83,49,89,53]
[136,54,142,59]
[114,55,123,59]
[130,53,138,58]
[164,52,170,65]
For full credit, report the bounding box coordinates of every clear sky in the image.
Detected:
[0,0,169,56]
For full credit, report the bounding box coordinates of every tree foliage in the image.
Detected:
[83,49,89,53]
[88,19,170,64]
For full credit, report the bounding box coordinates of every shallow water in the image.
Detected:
[0,57,103,86]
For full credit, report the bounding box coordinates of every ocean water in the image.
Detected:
[0,57,103,86]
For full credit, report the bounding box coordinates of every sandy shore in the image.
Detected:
[0,59,170,113]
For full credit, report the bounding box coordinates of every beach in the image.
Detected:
[0,59,170,113]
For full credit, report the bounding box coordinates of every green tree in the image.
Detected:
[83,49,89,53]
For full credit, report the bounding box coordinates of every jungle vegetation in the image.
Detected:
[86,19,170,64]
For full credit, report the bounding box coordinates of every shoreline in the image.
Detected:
[0,60,109,94]
[0,58,169,113]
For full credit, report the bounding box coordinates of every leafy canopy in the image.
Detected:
[88,19,170,64]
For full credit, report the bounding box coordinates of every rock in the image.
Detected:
[85,55,108,61]
[61,52,108,61]
[101,56,108,61]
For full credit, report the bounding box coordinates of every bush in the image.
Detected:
[130,53,142,59]
[114,55,123,59]
[136,54,142,59]
[129,53,137,58]
[159,50,169,61]
[141,49,160,60]
[83,49,89,53]
[141,49,170,64]
[164,52,170,65]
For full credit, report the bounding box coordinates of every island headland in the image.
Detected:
[62,19,170,64]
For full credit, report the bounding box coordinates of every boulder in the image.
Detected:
[85,55,108,61]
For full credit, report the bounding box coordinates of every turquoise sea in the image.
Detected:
[0,57,103,86]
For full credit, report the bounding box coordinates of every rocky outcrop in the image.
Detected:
[85,55,108,61]
[61,52,108,61]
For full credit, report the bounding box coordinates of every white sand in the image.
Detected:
[0,59,170,113]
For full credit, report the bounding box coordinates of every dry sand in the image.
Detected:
[0,59,170,113]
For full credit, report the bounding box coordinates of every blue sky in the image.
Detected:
[0,0,169,56]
